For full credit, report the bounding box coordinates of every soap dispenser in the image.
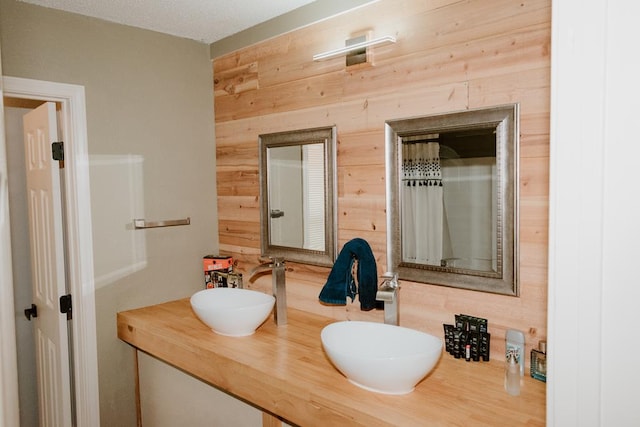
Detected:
[505,329,525,377]
[505,351,521,396]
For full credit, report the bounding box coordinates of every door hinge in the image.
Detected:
[52,141,64,161]
[60,294,72,320]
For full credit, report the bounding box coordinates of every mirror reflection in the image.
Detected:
[386,105,519,295]
[267,143,325,251]
[401,128,497,271]
[259,126,336,267]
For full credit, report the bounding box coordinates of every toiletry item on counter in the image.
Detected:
[444,324,454,354]
[530,340,547,382]
[481,331,491,361]
[453,327,462,359]
[214,271,243,289]
[505,351,521,396]
[455,313,488,334]
[203,255,234,288]
[443,314,490,362]
[505,329,525,377]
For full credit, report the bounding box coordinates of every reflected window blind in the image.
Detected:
[303,144,325,250]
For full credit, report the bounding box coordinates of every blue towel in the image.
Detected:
[319,238,378,311]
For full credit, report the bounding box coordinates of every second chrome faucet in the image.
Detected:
[376,273,399,326]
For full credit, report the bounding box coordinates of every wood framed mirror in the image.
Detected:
[259,126,337,267]
[385,105,519,295]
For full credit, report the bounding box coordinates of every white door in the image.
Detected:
[269,146,303,248]
[23,102,72,426]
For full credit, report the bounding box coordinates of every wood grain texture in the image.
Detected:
[118,299,545,427]
[214,0,551,365]
[262,413,282,427]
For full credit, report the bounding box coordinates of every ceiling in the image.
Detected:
[20,0,318,44]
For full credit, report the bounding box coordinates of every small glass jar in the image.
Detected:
[530,340,547,382]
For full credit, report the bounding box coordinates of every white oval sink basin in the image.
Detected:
[190,288,275,337]
[321,321,442,395]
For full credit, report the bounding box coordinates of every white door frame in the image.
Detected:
[0,73,20,427]
[549,1,640,425]
[1,76,100,427]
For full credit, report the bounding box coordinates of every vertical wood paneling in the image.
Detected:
[214,0,551,363]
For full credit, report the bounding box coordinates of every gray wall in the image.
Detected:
[0,0,217,425]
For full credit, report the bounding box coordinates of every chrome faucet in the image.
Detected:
[249,257,287,326]
[376,273,399,326]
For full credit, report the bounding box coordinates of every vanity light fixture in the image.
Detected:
[312,35,396,61]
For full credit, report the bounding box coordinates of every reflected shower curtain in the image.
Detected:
[402,142,443,265]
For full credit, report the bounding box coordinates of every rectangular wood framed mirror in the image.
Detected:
[258,126,337,267]
[385,105,519,295]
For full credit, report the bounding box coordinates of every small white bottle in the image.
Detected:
[505,351,521,396]
[505,329,525,377]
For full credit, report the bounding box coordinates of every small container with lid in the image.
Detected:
[530,340,547,382]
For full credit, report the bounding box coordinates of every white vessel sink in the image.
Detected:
[321,321,442,395]
[190,288,275,337]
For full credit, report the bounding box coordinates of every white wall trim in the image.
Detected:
[549,0,640,425]
[548,0,607,424]
[0,72,21,427]
[1,76,100,427]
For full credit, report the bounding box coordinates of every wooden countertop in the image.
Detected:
[117,299,545,426]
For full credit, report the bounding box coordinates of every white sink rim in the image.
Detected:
[321,321,442,395]
[190,288,275,337]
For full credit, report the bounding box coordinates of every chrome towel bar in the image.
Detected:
[133,217,190,229]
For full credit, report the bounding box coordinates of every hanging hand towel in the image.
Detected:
[319,238,378,311]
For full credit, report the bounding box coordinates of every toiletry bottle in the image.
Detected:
[530,340,547,382]
[505,329,525,377]
[505,351,520,396]
[464,320,471,362]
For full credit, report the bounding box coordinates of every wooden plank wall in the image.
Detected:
[214,0,550,362]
